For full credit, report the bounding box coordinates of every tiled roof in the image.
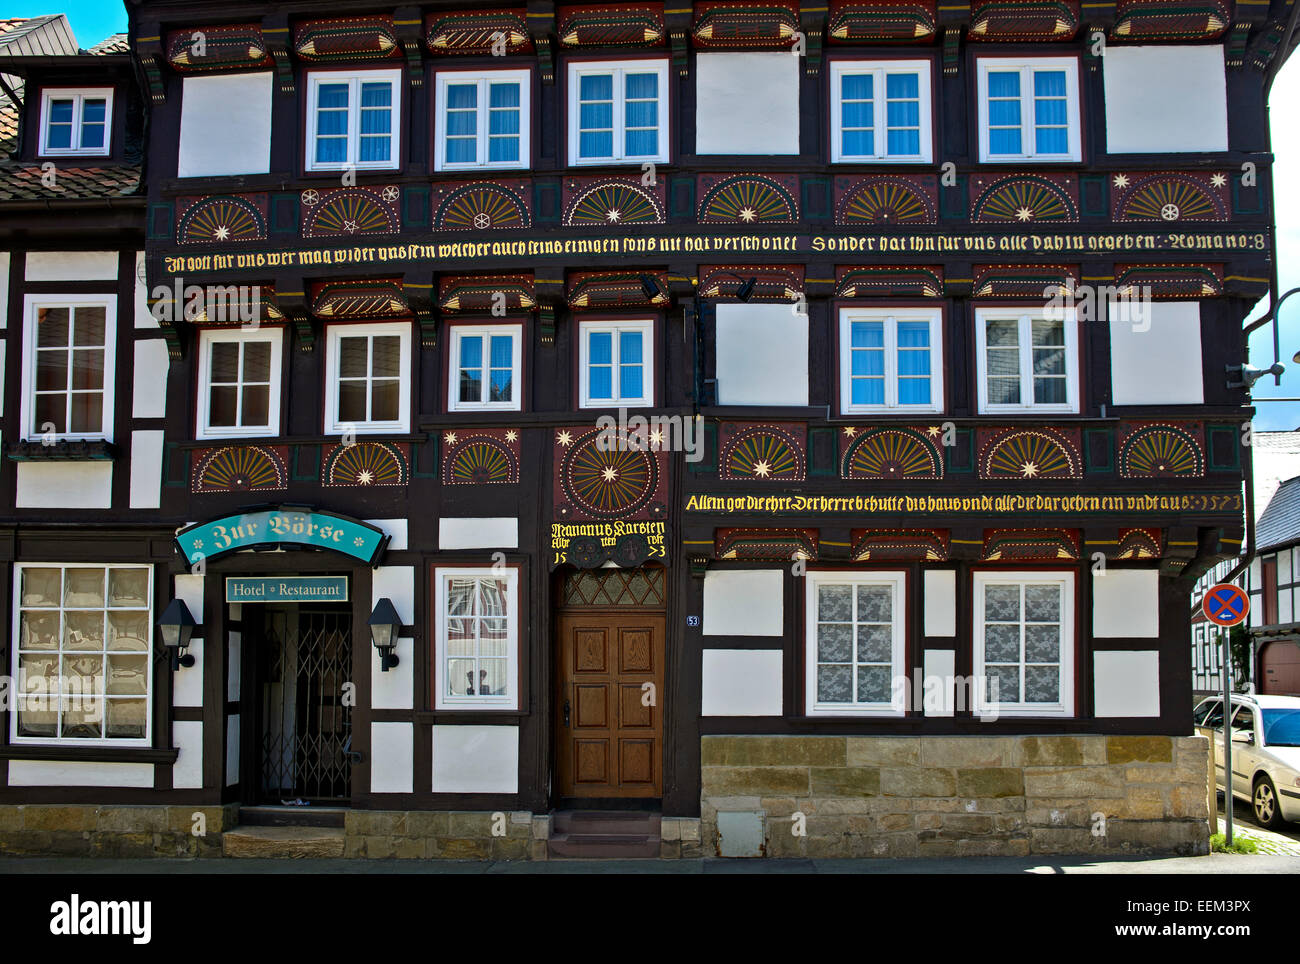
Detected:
[0,81,18,160]
[1256,475,1300,552]
[0,15,79,55]
[0,164,141,201]
[88,33,129,55]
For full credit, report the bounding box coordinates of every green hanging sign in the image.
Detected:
[176,508,388,566]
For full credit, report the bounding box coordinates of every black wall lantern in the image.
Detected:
[158,598,196,670]
[369,597,402,671]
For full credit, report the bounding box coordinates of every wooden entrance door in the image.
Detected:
[556,613,665,798]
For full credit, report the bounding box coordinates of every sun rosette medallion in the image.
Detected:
[552,426,670,569]
[441,428,522,486]
[840,426,944,480]
[719,422,807,481]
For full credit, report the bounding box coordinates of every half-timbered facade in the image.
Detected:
[0,0,1293,860]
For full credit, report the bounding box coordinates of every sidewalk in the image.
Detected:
[3,853,1298,873]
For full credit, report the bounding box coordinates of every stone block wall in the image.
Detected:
[701,735,1212,858]
[0,804,239,857]
[343,810,541,859]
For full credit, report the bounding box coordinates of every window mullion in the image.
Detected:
[614,69,626,161]
[348,78,361,167]
[1019,314,1033,409]
[884,317,897,408]
[478,78,489,166]
[1021,68,1034,160]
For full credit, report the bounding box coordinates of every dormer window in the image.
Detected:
[39,88,112,157]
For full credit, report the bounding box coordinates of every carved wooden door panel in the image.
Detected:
[556,613,664,798]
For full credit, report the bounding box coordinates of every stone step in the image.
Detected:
[222,825,346,859]
[238,805,347,828]
[552,810,661,836]
[547,832,661,859]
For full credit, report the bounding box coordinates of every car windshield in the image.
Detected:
[1262,708,1300,746]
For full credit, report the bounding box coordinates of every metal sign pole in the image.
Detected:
[1222,628,1233,845]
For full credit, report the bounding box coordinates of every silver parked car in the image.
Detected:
[1193,693,1300,829]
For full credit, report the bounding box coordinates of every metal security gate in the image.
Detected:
[255,606,352,803]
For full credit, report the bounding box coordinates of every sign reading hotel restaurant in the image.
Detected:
[175,508,388,566]
[682,491,1245,516]
[225,577,349,604]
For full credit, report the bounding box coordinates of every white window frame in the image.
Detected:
[577,318,654,408]
[829,60,932,163]
[434,566,519,710]
[567,59,670,166]
[304,68,402,172]
[805,570,907,717]
[838,307,944,414]
[434,68,531,172]
[196,327,284,439]
[976,57,1081,163]
[974,306,1079,414]
[38,87,113,157]
[20,293,117,443]
[972,570,1075,718]
[10,563,153,747]
[323,321,412,435]
[447,323,524,412]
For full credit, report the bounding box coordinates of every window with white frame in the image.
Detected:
[39,88,112,157]
[976,57,1080,162]
[577,318,653,407]
[434,566,518,710]
[568,59,669,165]
[324,322,411,434]
[972,571,1074,717]
[306,69,401,171]
[434,69,530,171]
[830,61,932,163]
[21,294,116,442]
[805,571,906,716]
[975,307,1079,414]
[11,564,152,744]
[839,307,943,413]
[448,323,523,412]
[196,328,283,439]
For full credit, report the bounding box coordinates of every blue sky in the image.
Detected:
[19,2,1300,429]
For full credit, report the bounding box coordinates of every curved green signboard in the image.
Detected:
[175,507,388,566]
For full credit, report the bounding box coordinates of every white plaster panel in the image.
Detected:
[695,53,800,155]
[371,637,414,710]
[1108,302,1204,405]
[128,430,165,509]
[1281,590,1294,625]
[1103,45,1228,153]
[172,719,204,789]
[132,340,170,418]
[0,251,9,327]
[923,649,956,717]
[372,565,414,624]
[703,569,784,636]
[174,573,205,623]
[701,649,783,716]
[226,715,240,786]
[364,518,408,551]
[1092,568,1160,638]
[432,725,518,794]
[923,569,957,637]
[24,250,118,281]
[172,636,204,708]
[437,517,519,549]
[133,251,156,329]
[1093,650,1161,717]
[178,73,273,177]
[7,761,154,787]
[371,722,414,794]
[15,462,112,509]
[715,303,808,405]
